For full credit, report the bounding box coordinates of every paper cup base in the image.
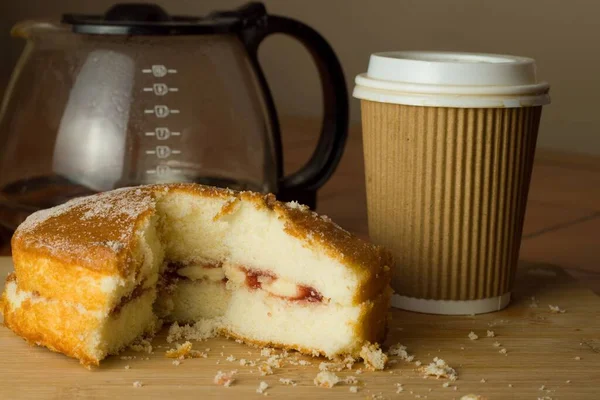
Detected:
[391,292,511,315]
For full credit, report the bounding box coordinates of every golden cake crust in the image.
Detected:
[1,273,101,366]
[11,186,157,277]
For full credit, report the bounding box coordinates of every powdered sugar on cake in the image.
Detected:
[14,187,156,263]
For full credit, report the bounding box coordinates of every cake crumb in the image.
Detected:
[319,361,346,372]
[314,371,341,388]
[342,354,356,369]
[468,332,479,341]
[480,378,486,383]
[260,348,274,357]
[214,370,237,387]
[132,381,143,388]
[360,342,388,371]
[349,386,358,393]
[279,378,296,386]
[421,357,458,381]
[530,296,539,308]
[508,384,513,387]
[355,368,363,374]
[442,382,450,388]
[165,341,206,359]
[239,358,256,367]
[415,360,422,367]
[256,381,269,395]
[124,365,130,370]
[226,355,237,362]
[493,341,502,347]
[388,343,413,361]
[395,383,404,393]
[167,321,219,343]
[566,380,571,384]
[574,356,581,360]
[345,376,358,385]
[499,348,508,355]
[460,395,485,400]
[539,385,546,390]
[298,360,311,366]
[486,330,495,338]
[172,360,181,366]
[258,364,273,376]
[265,355,283,368]
[129,338,153,354]
[549,305,566,313]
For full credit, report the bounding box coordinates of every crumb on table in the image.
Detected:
[314,371,341,388]
[214,370,237,387]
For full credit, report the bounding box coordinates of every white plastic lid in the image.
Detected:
[353,51,551,108]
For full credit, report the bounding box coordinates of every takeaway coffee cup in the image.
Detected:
[353,51,551,315]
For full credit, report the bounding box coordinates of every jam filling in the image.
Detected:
[163,261,228,285]
[156,262,323,303]
[241,267,323,303]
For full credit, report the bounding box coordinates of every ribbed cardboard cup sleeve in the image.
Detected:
[361,100,542,310]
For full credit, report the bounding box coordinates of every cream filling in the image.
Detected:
[175,265,304,299]
[225,265,320,300]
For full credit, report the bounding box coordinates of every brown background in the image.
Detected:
[1,0,599,155]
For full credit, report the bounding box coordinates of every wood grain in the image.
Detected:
[0,258,599,399]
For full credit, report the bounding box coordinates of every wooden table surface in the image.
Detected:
[1,258,599,399]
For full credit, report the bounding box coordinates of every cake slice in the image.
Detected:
[0,184,392,366]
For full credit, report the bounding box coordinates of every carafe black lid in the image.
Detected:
[62,2,266,35]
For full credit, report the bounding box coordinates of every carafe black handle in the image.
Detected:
[233,3,349,208]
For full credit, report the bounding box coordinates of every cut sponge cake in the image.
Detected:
[0,183,393,366]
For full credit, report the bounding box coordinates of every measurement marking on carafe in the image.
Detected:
[146,166,182,175]
[141,65,177,77]
[144,105,179,117]
[142,84,179,96]
[145,146,181,158]
[145,129,181,139]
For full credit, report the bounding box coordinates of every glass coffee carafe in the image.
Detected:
[0,2,348,232]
